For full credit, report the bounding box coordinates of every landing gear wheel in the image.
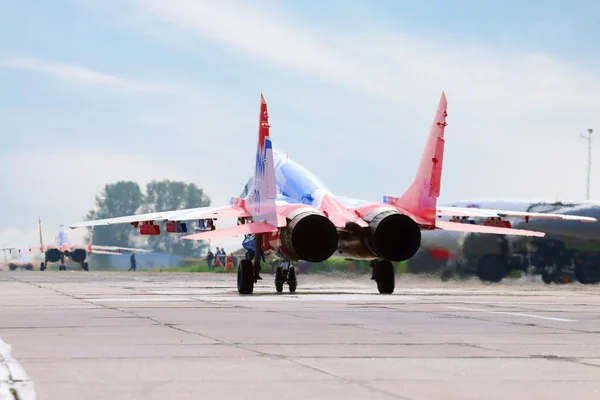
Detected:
[477,254,507,283]
[575,260,600,284]
[40,262,46,271]
[82,262,89,271]
[275,267,284,293]
[542,270,554,284]
[373,260,395,294]
[59,265,66,271]
[237,259,254,294]
[288,267,297,293]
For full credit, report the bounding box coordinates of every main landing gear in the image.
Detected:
[237,233,265,295]
[237,233,299,294]
[275,260,297,293]
[41,255,67,271]
[371,259,395,294]
[39,258,88,271]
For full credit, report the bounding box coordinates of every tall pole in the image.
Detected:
[581,129,593,200]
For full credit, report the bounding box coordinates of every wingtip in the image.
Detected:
[260,93,266,104]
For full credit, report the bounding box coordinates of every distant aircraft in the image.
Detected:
[0,247,34,271]
[68,93,595,294]
[19,217,150,271]
[412,199,600,285]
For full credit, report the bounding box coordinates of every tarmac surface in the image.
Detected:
[1,270,600,400]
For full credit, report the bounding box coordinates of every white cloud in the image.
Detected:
[127,0,379,93]
[122,0,600,203]
[0,57,180,94]
[126,0,600,114]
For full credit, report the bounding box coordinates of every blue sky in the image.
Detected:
[1,0,599,253]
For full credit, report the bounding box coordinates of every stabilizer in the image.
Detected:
[243,94,279,227]
[384,92,447,226]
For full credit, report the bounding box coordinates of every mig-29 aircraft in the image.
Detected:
[20,217,150,271]
[68,93,595,294]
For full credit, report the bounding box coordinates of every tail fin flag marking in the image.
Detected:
[246,93,278,227]
[385,91,448,226]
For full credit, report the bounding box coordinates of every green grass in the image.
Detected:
[143,265,233,273]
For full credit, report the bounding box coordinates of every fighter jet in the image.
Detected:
[19,217,150,271]
[68,93,594,294]
[412,199,600,284]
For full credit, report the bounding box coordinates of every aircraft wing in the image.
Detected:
[182,222,279,240]
[68,205,252,229]
[437,206,597,222]
[89,249,123,255]
[436,220,545,237]
[90,245,151,253]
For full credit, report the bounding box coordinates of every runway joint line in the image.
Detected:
[442,305,578,322]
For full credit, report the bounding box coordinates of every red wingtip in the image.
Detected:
[260,93,266,104]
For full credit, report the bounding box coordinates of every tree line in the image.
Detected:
[85,180,211,262]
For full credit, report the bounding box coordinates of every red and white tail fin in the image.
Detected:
[385,92,447,226]
[245,94,278,227]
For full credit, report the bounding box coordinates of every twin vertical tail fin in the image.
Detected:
[385,92,448,226]
[245,94,279,227]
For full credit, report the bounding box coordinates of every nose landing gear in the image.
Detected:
[275,260,297,293]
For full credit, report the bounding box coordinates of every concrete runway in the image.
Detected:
[1,271,600,400]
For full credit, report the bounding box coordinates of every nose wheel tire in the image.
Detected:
[274,264,297,293]
[288,267,297,293]
[275,267,284,292]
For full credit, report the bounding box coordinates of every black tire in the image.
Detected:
[477,254,507,283]
[275,267,284,293]
[8,263,17,271]
[40,262,46,271]
[237,259,254,294]
[82,262,89,271]
[575,259,600,284]
[59,265,66,271]
[376,260,395,294]
[288,267,297,293]
[575,263,588,284]
[541,271,554,284]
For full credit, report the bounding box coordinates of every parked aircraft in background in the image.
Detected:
[0,247,34,271]
[20,217,150,271]
[68,93,595,294]
[411,199,600,284]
